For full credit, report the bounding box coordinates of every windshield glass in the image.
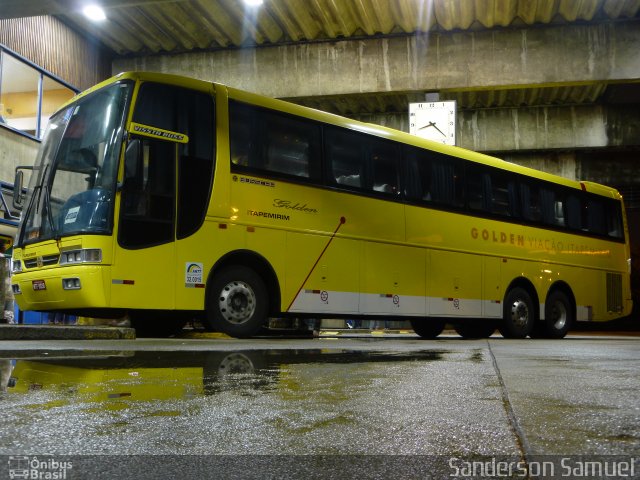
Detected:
[18,81,132,246]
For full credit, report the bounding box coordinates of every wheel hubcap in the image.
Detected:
[549,300,567,330]
[510,300,530,328]
[219,280,256,325]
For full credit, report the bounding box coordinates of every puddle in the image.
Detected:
[2,349,448,402]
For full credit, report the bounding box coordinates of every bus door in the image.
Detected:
[111,82,216,312]
[111,134,178,310]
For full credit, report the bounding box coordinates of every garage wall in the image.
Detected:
[0,16,111,91]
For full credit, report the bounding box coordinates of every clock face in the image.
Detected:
[409,101,456,145]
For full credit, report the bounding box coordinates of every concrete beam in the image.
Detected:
[353,104,640,153]
[113,22,640,98]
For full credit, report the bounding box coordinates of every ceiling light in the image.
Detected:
[243,0,264,6]
[83,5,107,21]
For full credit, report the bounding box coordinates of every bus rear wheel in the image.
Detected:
[454,321,496,339]
[206,266,269,338]
[500,287,535,339]
[532,290,573,339]
[410,318,445,339]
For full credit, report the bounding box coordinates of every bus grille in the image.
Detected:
[24,255,60,269]
[606,273,623,313]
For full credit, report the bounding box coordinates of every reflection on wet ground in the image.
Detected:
[4,349,449,396]
[2,347,518,456]
[1,338,639,461]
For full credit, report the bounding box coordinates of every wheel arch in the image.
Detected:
[504,276,540,320]
[206,250,281,315]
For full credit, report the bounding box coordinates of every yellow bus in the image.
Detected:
[10,71,632,338]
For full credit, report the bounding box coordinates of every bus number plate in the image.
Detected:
[32,280,46,291]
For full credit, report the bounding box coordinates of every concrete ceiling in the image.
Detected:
[2,0,639,113]
[2,0,638,55]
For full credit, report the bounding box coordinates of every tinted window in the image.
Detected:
[605,200,623,239]
[120,139,175,248]
[466,165,486,211]
[229,101,321,180]
[404,146,463,208]
[404,147,433,201]
[370,138,400,196]
[520,182,542,222]
[326,127,366,189]
[489,171,517,217]
[121,83,215,248]
[431,157,464,208]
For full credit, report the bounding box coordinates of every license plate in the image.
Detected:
[32,280,46,291]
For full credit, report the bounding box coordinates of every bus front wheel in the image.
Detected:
[410,318,445,339]
[206,266,269,338]
[500,287,535,339]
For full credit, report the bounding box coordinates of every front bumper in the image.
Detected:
[12,265,110,311]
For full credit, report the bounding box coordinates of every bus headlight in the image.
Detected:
[60,249,102,265]
[11,260,22,273]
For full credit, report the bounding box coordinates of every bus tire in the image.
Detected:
[410,318,445,339]
[454,321,496,339]
[206,266,269,338]
[500,287,535,339]
[535,290,573,339]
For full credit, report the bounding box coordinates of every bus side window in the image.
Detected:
[369,139,400,196]
[229,101,255,168]
[431,157,463,208]
[404,147,432,202]
[520,183,542,223]
[538,187,565,227]
[325,127,365,189]
[263,112,321,180]
[586,198,606,235]
[176,89,214,239]
[490,171,517,217]
[230,101,321,181]
[565,193,583,231]
[466,165,486,212]
[606,201,623,239]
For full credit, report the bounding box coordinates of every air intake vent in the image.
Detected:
[24,255,60,269]
[606,273,623,313]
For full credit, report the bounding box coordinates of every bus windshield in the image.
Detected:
[18,81,132,246]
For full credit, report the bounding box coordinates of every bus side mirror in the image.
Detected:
[12,167,31,210]
[13,171,23,210]
[123,139,141,186]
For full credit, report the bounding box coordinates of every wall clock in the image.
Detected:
[409,101,457,146]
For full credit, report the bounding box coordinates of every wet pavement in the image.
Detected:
[0,333,639,478]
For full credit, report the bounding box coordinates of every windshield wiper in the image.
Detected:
[41,183,57,239]
[23,164,57,242]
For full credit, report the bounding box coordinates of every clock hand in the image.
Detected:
[432,124,446,137]
[418,121,436,131]
[418,121,447,137]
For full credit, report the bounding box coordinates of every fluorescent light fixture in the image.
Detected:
[244,0,264,6]
[83,4,107,21]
